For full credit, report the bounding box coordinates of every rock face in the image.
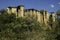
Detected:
[7,5,55,27]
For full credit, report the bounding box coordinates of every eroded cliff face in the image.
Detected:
[7,5,56,29]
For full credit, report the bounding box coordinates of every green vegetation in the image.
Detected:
[0,10,60,40]
[55,10,60,40]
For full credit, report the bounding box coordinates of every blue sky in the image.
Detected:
[0,0,60,12]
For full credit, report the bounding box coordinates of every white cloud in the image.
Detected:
[50,4,54,8]
[58,2,60,4]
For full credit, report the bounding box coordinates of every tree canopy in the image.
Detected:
[0,11,59,40]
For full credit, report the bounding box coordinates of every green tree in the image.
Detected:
[0,12,58,40]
